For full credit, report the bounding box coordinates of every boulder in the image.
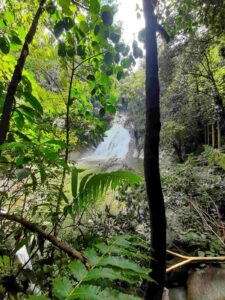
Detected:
[187,267,225,300]
[169,287,187,300]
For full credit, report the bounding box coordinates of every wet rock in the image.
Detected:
[169,287,187,300]
[187,267,225,300]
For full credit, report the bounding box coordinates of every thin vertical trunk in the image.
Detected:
[0,0,46,145]
[204,126,207,145]
[212,123,215,148]
[143,1,166,299]
[207,124,210,145]
[54,56,75,237]
[217,121,221,149]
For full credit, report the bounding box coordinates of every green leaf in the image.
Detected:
[63,17,74,31]
[90,0,100,14]
[84,248,99,266]
[14,110,24,130]
[39,166,47,184]
[109,32,121,44]
[99,107,105,117]
[24,93,43,115]
[58,42,67,57]
[104,52,113,63]
[117,70,124,81]
[31,173,38,191]
[5,12,14,25]
[67,285,141,300]
[53,277,72,300]
[79,21,89,33]
[46,2,56,14]
[83,267,137,284]
[67,46,75,58]
[77,45,86,57]
[79,171,141,207]
[17,169,30,182]
[71,167,78,198]
[0,35,10,54]
[54,21,64,38]
[43,148,58,161]
[87,74,95,81]
[28,296,50,300]
[105,105,116,114]
[98,257,149,276]
[18,106,35,123]
[13,131,31,142]
[58,0,74,15]
[101,6,114,26]
[114,53,120,63]
[10,34,22,45]
[45,139,67,149]
[94,25,100,36]
[69,260,88,281]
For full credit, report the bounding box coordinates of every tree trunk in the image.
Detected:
[207,124,210,145]
[212,123,215,148]
[217,121,221,149]
[143,1,166,299]
[204,126,207,145]
[0,0,46,145]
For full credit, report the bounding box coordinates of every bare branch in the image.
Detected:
[167,249,225,273]
[0,212,89,266]
[71,0,89,10]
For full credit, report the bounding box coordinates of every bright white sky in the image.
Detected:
[116,0,145,44]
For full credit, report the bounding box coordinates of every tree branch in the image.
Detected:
[0,0,47,145]
[0,212,89,266]
[71,0,88,10]
[73,51,107,73]
[157,24,170,43]
[166,249,225,273]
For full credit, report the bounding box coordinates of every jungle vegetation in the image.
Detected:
[0,0,225,300]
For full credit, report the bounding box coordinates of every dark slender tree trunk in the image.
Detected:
[143,1,167,299]
[0,0,46,145]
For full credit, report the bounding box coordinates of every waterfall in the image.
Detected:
[83,113,131,161]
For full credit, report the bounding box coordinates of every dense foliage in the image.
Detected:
[0,0,225,299]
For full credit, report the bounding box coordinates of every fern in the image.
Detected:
[50,234,152,300]
[71,169,142,209]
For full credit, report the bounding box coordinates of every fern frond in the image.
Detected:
[63,234,152,300]
[77,171,142,208]
[67,285,142,300]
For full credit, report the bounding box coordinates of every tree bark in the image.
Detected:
[217,121,221,149]
[212,123,215,148]
[0,0,46,145]
[143,1,167,299]
[207,124,210,145]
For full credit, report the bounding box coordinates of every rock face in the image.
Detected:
[187,267,225,300]
[169,287,187,300]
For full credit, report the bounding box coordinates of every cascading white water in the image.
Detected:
[83,113,131,161]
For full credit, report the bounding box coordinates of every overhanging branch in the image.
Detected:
[157,24,170,43]
[0,212,89,266]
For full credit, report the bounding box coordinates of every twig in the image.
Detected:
[166,249,225,273]
[71,0,88,10]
